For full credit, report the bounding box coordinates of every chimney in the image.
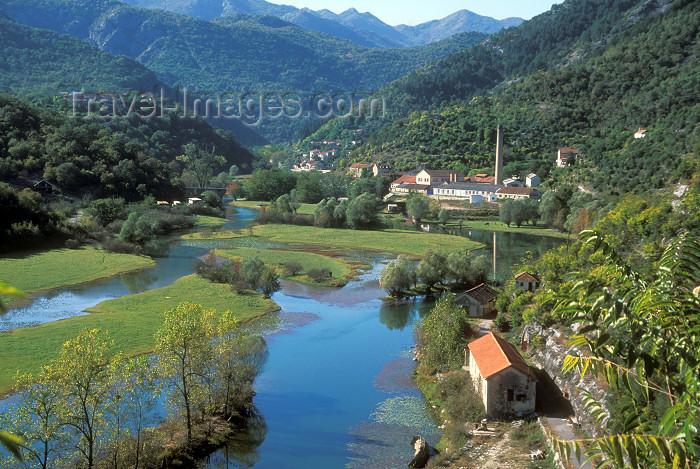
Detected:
[495,125,504,186]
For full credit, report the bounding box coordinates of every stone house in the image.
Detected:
[514,272,541,292]
[556,147,579,167]
[433,182,500,200]
[456,283,499,318]
[467,332,537,419]
[350,163,372,178]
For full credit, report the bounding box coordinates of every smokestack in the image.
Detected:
[495,125,504,186]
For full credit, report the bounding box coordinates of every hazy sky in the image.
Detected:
[267,1,558,25]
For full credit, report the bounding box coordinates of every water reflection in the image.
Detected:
[378,299,433,331]
[204,410,268,469]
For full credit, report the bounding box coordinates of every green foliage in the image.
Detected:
[87,198,127,226]
[345,193,381,229]
[176,144,226,188]
[0,183,59,250]
[416,293,472,373]
[379,255,416,297]
[243,169,297,202]
[417,250,448,293]
[240,257,280,298]
[406,194,432,224]
[553,231,700,468]
[433,370,485,424]
[446,251,489,288]
[0,13,161,94]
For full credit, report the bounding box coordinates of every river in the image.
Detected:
[1,206,563,467]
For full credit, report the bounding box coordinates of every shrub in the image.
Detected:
[434,370,485,424]
[102,237,141,255]
[64,239,82,249]
[307,268,333,282]
[282,261,303,276]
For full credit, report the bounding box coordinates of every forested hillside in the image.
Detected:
[326,0,698,195]
[0,94,258,198]
[0,12,162,94]
[0,0,486,141]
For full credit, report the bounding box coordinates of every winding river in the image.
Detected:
[1,207,562,467]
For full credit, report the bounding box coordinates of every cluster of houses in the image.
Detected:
[456,272,542,419]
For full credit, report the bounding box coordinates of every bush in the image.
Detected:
[493,313,511,332]
[434,370,485,424]
[195,253,241,285]
[102,237,142,255]
[283,261,303,276]
[307,268,333,282]
[64,239,82,249]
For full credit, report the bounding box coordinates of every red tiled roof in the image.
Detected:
[515,272,540,283]
[464,283,499,304]
[496,187,537,195]
[392,175,417,185]
[350,163,373,169]
[468,175,495,183]
[468,332,537,380]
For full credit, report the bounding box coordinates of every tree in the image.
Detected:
[499,199,513,226]
[240,257,280,297]
[379,255,416,297]
[155,303,213,440]
[552,232,700,468]
[417,250,448,294]
[406,194,431,224]
[176,143,226,188]
[52,328,115,468]
[345,193,380,229]
[415,293,472,373]
[447,252,489,287]
[438,208,450,225]
[87,198,126,226]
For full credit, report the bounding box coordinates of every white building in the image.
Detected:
[503,178,524,187]
[467,332,537,419]
[526,174,540,187]
[433,182,500,199]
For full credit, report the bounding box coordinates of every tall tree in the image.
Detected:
[155,303,213,440]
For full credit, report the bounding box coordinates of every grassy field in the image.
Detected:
[447,220,568,239]
[214,247,362,287]
[231,199,317,215]
[0,247,155,304]
[250,225,483,257]
[195,215,227,226]
[181,229,250,241]
[0,275,278,396]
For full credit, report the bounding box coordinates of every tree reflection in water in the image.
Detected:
[202,408,268,468]
[378,299,434,331]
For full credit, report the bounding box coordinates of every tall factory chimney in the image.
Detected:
[495,125,504,186]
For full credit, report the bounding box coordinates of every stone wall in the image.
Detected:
[523,325,610,438]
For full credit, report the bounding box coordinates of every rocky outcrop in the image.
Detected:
[408,435,430,468]
[523,325,609,438]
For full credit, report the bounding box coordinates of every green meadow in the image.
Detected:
[214,246,363,286]
[232,199,317,214]
[0,247,155,304]
[0,274,278,396]
[251,225,483,257]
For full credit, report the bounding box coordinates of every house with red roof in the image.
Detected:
[467,332,537,418]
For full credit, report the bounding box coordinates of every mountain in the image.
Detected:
[395,10,524,45]
[119,0,523,47]
[332,0,699,195]
[0,10,163,94]
[0,0,487,141]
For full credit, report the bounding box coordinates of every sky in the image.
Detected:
[267,0,559,25]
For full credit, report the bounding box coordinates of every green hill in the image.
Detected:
[0,11,162,94]
[0,0,487,142]
[320,0,698,195]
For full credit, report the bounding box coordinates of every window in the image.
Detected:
[507,388,514,401]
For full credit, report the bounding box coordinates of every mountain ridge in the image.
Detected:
[118,0,523,47]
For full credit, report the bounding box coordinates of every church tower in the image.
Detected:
[495,125,504,186]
